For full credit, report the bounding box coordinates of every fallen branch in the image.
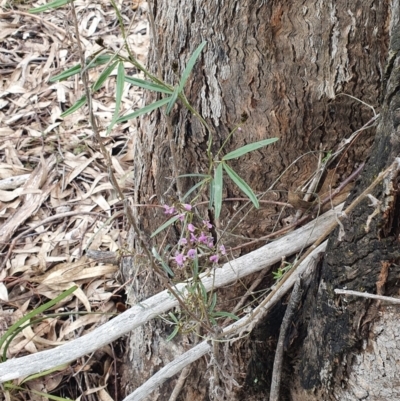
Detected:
[0,207,339,382]
[334,289,400,304]
[124,242,327,401]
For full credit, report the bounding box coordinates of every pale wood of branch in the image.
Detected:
[0,206,340,383]
[124,242,327,401]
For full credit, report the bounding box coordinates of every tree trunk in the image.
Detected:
[120,1,397,400]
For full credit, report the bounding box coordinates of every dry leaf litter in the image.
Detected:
[0,0,148,398]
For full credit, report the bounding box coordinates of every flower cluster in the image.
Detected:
[162,203,226,268]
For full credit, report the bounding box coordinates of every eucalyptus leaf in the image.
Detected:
[223,163,259,208]
[222,138,279,160]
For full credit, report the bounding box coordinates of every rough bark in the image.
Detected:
[120,1,394,400]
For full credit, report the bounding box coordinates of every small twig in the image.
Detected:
[269,279,302,401]
[334,289,400,304]
[168,366,191,401]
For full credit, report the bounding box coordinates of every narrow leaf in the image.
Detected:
[60,96,87,118]
[50,64,81,82]
[117,96,172,123]
[223,164,259,208]
[209,179,214,210]
[178,173,210,178]
[182,178,208,201]
[150,214,180,238]
[166,325,180,341]
[125,77,173,94]
[92,59,118,92]
[151,247,174,277]
[0,286,77,361]
[29,0,74,13]
[165,86,179,115]
[213,163,223,219]
[50,54,111,82]
[212,311,239,320]
[222,138,279,160]
[178,41,207,92]
[107,61,125,134]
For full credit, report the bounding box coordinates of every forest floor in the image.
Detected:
[0,0,149,399]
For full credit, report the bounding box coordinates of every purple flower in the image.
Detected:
[210,254,219,264]
[207,239,214,248]
[202,220,213,229]
[187,249,197,259]
[179,238,188,245]
[178,213,185,221]
[190,233,198,243]
[188,223,195,232]
[219,245,226,255]
[198,232,208,244]
[183,203,192,211]
[163,205,176,215]
[174,253,185,266]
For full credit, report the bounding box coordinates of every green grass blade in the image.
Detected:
[223,163,259,208]
[92,59,118,92]
[213,163,223,219]
[4,384,73,400]
[222,138,279,160]
[107,61,125,135]
[117,96,172,123]
[177,41,207,92]
[166,325,180,341]
[29,0,74,13]
[165,86,179,115]
[150,214,180,238]
[60,96,87,118]
[125,77,173,94]
[0,286,77,362]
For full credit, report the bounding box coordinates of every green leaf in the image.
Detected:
[92,59,118,92]
[178,173,210,178]
[107,61,125,134]
[166,325,180,341]
[4,384,73,400]
[0,286,77,362]
[165,86,179,115]
[211,311,239,320]
[50,55,112,82]
[151,247,174,277]
[222,138,279,161]
[50,64,81,82]
[150,214,180,238]
[208,292,217,312]
[168,312,179,324]
[209,179,214,210]
[117,96,172,123]
[213,163,223,219]
[29,0,75,13]
[21,364,69,384]
[223,163,259,208]
[125,77,173,94]
[182,178,208,201]
[60,96,87,118]
[177,41,207,92]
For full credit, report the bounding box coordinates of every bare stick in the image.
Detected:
[269,279,302,401]
[0,209,338,383]
[334,289,400,304]
[123,243,326,401]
